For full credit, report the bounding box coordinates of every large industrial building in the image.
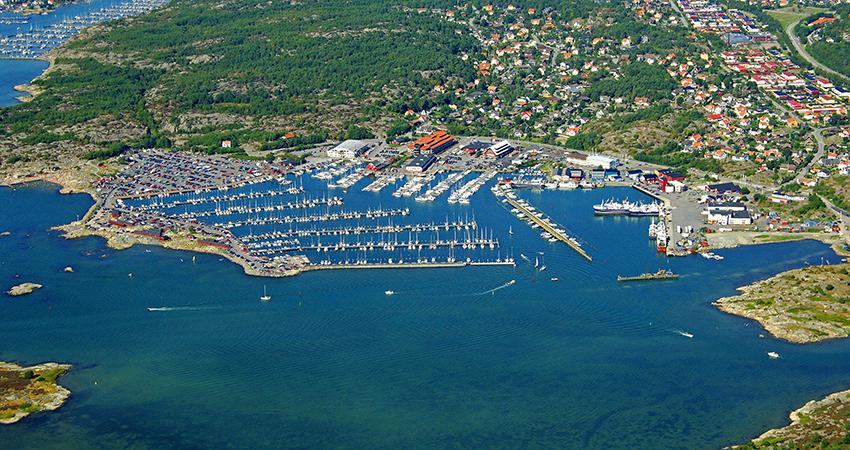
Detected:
[408,130,457,155]
[484,140,514,159]
[404,154,437,173]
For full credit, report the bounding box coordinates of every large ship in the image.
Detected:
[593,199,661,216]
[655,221,668,252]
[593,199,633,215]
[628,202,661,216]
[617,269,679,282]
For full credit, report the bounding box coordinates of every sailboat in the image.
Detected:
[260,285,271,301]
[534,257,539,269]
[508,226,513,235]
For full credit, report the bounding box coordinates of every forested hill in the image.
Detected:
[0,0,481,153]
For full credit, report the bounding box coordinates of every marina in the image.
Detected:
[93,151,515,276]
[0,0,170,58]
[494,182,592,261]
[415,170,468,202]
[3,182,848,449]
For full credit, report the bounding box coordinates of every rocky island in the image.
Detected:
[737,388,850,449]
[0,362,71,424]
[714,264,850,344]
[6,282,43,297]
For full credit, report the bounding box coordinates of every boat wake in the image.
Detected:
[146,306,221,312]
[469,279,517,297]
[674,329,694,338]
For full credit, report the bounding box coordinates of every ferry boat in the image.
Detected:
[617,269,679,282]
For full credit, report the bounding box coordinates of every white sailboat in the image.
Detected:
[260,285,271,301]
[508,226,513,235]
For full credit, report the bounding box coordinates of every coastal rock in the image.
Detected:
[740,388,850,448]
[0,362,71,425]
[6,283,43,297]
[63,266,74,273]
[714,264,850,344]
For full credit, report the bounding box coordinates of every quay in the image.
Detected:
[217,208,411,229]
[300,260,516,272]
[239,220,478,241]
[632,183,675,255]
[501,194,592,261]
[249,237,500,254]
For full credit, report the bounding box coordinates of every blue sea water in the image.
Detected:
[0,0,146,107]
[0,59,48,107]
[1,180,849,449]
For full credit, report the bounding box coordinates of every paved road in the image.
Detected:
[820,196,850,246]
[786,17,849,82]
[793,127,834,184]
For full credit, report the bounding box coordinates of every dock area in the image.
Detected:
[301,260,516,272]
[501,192,592,261]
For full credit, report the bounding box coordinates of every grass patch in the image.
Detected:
[766,7,828,29]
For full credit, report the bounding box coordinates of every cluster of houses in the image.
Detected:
[677,0,766,35]
[722,50,848,123]
[702,182,754,225]
[426,0,690,142]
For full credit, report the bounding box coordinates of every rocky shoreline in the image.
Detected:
[0,362,71,424]
[736,388,850,448]
[713,263,850,344]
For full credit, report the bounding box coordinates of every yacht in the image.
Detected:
[260,285,271,301]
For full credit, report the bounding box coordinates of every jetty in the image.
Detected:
[499,189,592,261]
[238,219,478,241]
[301,259,516,272]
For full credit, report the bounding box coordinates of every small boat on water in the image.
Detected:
[550,277,559,282]
[767,351,780,359]
[617,269,678,282]
[385,290,396,296]
[260,285,271,301]
[677,330,694,338]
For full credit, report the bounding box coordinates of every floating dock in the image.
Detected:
[502,195,592,261]
[301,260,516,272]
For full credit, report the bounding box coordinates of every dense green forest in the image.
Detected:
[806,6,850,79]
[0,0,480,151]
[0,0,698,157]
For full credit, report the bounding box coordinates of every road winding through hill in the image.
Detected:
[785,17,849,82]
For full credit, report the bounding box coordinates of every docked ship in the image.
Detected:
[593,199,661,216]
[617,269,679,282]
[628,202,661,216]
[655,221,668,252]
[593,199,633,215]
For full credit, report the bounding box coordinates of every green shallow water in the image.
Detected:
[1,181,849,449]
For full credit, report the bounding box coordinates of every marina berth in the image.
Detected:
[494,183,591,261]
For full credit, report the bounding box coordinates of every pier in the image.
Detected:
[502,191,592,261]
[301,259,516,272]
[217,208,411,229]
[249,237,500,254]
[238,220,478,241]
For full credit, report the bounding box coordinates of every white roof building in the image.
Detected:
[327,140,369,159]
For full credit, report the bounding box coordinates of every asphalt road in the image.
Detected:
[785,17,849,82]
